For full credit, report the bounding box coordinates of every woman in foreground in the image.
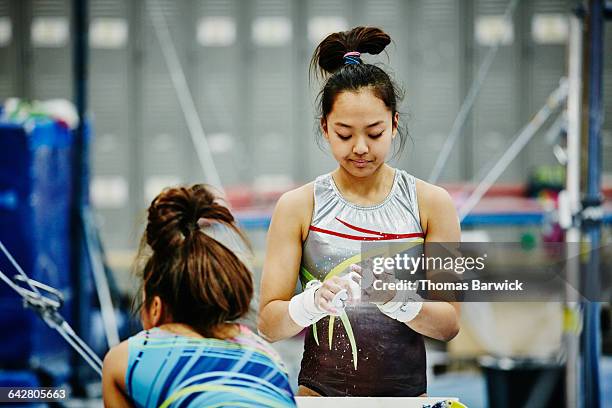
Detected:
[103,184,296,408]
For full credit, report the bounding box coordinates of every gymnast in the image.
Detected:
[102,185,296,407]
[258,26,461,397]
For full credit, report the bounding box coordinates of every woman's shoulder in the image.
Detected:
[414,178,455,230]
[278,182,315,206]
[414,178,453,206]
[414,178,460,240]
[277,169,341,206]
[273,182,315,225]
[392,169,452,207]
[103,338,129,365]
[102,339,129,391]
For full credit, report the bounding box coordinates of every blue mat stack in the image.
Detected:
[0,119,75,385]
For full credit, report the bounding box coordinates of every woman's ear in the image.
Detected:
[142,295,164,329]
[321,118,330,141]
[150,296,164,326]
[392,112,399,139]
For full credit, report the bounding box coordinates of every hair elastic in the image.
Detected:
[343,51,361,65]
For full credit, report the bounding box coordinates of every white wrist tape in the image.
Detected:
[288,280,326,327]
[377,286,423,323]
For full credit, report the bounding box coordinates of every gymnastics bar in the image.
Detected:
[234,210,612,230]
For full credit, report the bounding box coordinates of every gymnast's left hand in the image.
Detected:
[349,263,397,304]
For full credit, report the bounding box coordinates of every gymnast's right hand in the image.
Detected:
[315,274,361,313]
[288,276,358,327]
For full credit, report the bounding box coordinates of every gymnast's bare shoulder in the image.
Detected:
[272,182,315,241]
[102,340,131,408]
[414,179,460,242]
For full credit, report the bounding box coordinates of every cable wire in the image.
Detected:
[0,240,42,296]
[0,240,103,377]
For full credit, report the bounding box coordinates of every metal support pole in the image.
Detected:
[71,0,89,396]
[581,0,604,406]
[563,14,583,408]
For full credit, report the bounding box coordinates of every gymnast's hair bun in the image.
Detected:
[312,26,392,75]
[145,184,234,253]
[140,184,252,336]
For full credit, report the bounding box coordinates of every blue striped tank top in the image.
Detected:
[126,325,296,408]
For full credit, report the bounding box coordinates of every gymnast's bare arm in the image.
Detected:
[406,180,462,342]
[258,183,314,342]
[102,340,132,408]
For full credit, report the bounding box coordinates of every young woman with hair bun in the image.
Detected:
[102,185,296,407]
[258,26,461,397]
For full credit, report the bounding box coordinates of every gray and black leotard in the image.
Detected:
[298,169,427,396]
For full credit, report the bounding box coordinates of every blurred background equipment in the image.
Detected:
[0,117,76,387]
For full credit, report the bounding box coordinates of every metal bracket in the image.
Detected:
[580,197,604,227]
[13,275,65,326]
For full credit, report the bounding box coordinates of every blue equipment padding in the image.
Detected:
[0,119,75,384]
